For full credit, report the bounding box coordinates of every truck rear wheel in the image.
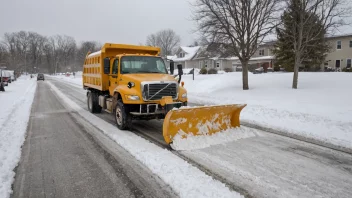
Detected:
[115,100,132,130]
[87,91,102,113]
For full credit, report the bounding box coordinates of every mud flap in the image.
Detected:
[162,104,246,144]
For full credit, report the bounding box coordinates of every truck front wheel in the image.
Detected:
[115,100,132,130]
[87,91,102,113]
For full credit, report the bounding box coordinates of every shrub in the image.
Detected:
[342,67,352,72]
[274,66,281,72]
[199,67,208,74]
[208,68,218,74]
[224,67,233,72]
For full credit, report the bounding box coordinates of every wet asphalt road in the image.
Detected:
[11,81,176,198]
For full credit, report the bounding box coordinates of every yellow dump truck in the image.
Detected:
[83,43,246,145]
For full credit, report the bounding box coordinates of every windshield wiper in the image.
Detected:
[136,71,162,73]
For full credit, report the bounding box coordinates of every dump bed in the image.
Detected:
[83,43,160,91]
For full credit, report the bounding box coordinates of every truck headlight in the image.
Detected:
[182,93,187,98]
[125,95,140,100]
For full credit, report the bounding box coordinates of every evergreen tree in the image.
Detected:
[273,1,330,72]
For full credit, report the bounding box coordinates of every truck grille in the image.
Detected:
[143,83,178,101]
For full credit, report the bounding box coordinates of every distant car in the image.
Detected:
[1,71,10,86]
[267,68,274,72]
[37,73,45,81]
[253,67,264,74]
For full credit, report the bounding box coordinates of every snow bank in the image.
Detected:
[47,81,243,198]
[183,72,352,150]
[48,74,83,88]
[171,127,260,151]
[0,76,37,198]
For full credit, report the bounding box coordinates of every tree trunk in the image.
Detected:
[292,55,300,89]
[242,60,249,90]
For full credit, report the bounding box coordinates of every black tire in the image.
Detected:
[114,100,132,130]
[87,91,102,113]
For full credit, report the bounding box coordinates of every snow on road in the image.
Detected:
[182,72,352,150]
[171,126,260,150]
[0,76,37,198]
[48,72,82,88]
[47,81,244,198]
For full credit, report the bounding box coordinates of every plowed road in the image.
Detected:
[12,76,352,198]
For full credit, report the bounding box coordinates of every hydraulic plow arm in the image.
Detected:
[162,104,246,144]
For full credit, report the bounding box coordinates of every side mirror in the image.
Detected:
[177,64,183,76]
[104,57,110,74]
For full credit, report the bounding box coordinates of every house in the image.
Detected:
[323,34,352,70]
[254,34,352,71]
[170,44,236,71]
[167,33,352,72]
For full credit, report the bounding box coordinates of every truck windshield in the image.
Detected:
[120,56,168,74]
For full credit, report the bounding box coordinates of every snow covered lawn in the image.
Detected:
[0,76,37,198]
[182,72,352,150]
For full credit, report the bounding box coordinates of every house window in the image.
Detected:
[347,59,351,68]
[337,41,342,49]
[179,52,184,58]
[259,49,265,56]
[336,60,341,68]
[350,41,352,48]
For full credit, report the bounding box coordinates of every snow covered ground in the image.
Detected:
[0,76,37,198]
[48,72,83,87]
[171,126,261,150]
[182,72,352,150]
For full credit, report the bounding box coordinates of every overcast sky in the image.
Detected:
[1,0,351,47]
[0,0,197,46]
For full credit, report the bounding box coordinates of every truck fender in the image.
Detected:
[112,92,122,111]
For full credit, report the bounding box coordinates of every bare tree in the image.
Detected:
[28,32,46,73]
[146,34,159,47]
[146,29,181,56]
[56,35,76,73]
[76,41,101,67]
[192,0,281,90]
[279,0,350,89]
[0,43,8,64]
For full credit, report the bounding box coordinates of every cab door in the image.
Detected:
[109,58,119,95]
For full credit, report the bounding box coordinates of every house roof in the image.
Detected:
[226,56,275,62]
[171,46,201,62]
[326,33,352,39]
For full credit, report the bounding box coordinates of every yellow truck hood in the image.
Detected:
[121,73,177,83]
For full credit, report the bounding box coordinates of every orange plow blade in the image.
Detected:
[162,104,246,144]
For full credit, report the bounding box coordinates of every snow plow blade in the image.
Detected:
[163,104,247,144]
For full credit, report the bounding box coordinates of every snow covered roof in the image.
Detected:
[172,46,201,62]
[226,56,275,61]
[326,33,352,39]
[166,55,177,60]
[250,56,275,61]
